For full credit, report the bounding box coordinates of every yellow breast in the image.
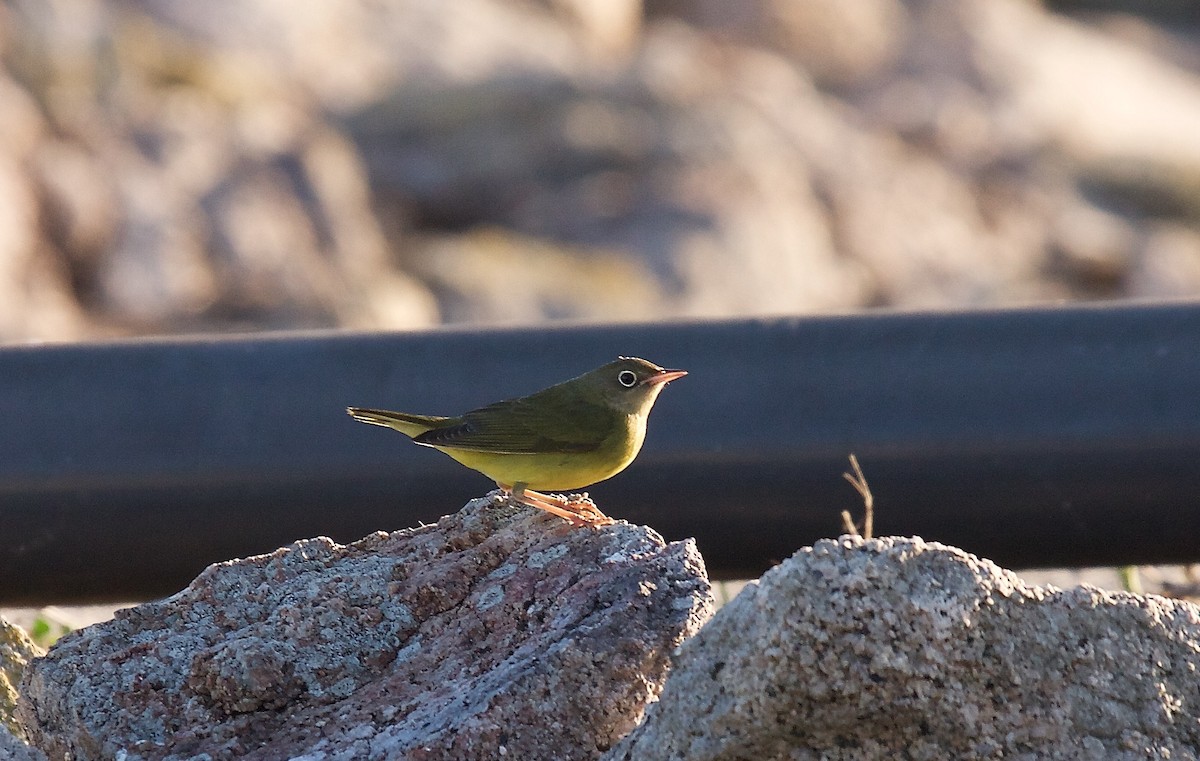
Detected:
[434,413,646,491]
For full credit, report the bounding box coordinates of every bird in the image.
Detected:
[347,356,686,527]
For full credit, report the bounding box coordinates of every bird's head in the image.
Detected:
[576,356,687,416]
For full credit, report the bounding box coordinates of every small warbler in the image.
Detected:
[348,357,686,526]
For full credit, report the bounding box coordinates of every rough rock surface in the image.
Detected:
[0,725,46,761]
[605,535,1200,761]
[18,494,713,760]
[0,617,42,740]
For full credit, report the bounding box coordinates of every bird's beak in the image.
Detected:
[644,369,687,386]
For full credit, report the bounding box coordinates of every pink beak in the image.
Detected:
[644,369,687,386]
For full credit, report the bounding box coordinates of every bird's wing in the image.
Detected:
[412,395,615,454]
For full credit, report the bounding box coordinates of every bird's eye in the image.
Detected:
[617,370,638,388]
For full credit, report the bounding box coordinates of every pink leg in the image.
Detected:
[501,483,615,527]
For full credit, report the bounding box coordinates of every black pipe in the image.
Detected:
[2,301,1199,604]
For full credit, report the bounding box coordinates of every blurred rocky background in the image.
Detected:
[1,0,1199,343]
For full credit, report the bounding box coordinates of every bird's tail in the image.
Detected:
[346,407,450,438]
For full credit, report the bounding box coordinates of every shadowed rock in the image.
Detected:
[605,535,1200,760]
[1,619,44,759]
[0,725,46,761]
[18,494,713,760]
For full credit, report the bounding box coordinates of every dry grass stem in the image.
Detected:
[841,454,875,540]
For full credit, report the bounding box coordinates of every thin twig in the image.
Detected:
[841,454,875,539]
[839,508,858,536]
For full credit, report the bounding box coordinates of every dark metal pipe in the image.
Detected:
[2,301,1199,604]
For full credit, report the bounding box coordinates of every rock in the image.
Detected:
[408,228,669,325]
[0,618,43,740]
[17,494,713,760]
[5,0,1200,341]
[1128,222,1200,299]
[0,725,46,761]
[648,0,909,89]
[0,0,441,341]
[605,535,1200,760]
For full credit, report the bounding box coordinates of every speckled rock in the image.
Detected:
[0,617,42,740]
[605,535,1200,761]
[0,725,46,761]
[17,494,713,761]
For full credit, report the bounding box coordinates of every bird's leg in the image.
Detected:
[525,488,613,522]
[502,483,613,527]
[526,490,615,527]
[504,483,590,526]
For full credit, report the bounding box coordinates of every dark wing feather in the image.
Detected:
[413,391,615,454]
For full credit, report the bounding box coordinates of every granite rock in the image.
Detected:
[605,535,1200,760]
[0,617,42,740]
[18,494,713,760]
[0,725,46,761]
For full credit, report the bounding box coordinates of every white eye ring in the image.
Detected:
[617,370,638,388]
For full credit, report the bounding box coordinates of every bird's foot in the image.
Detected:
[561,492,610,521]
[503,485,615,527]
